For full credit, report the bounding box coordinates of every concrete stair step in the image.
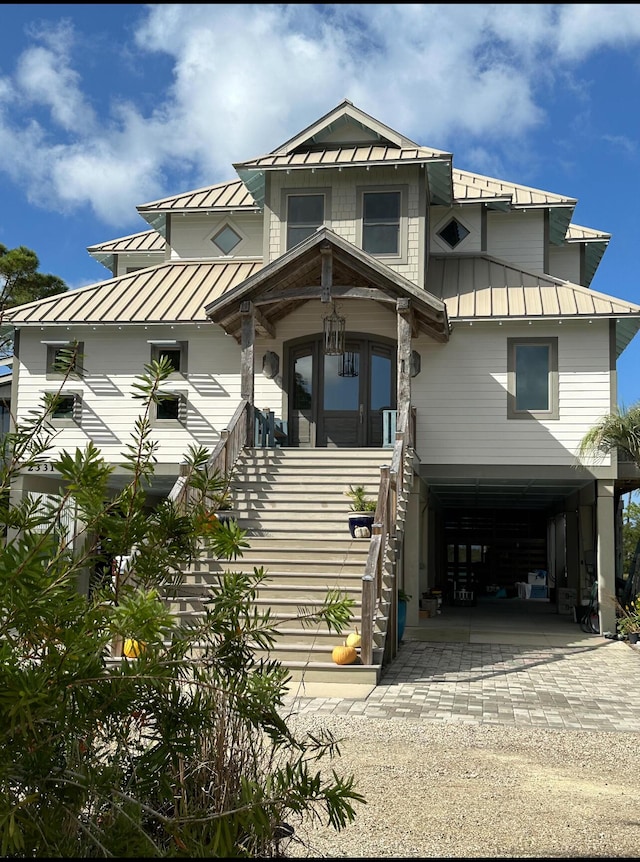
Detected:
[164,590,365,608]
[161,445,407,689]
[252,642,376,663]
[281,662,381,695]
[221,537,369,551]
[251,629,384,648]
[166,571,365,594]
[193,557,368,574]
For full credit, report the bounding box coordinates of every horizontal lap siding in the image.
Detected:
[549,246,580,284]
[170,213,263,259]
[114,252,165,277]
[16,326,243,464]
[412,320,612,466]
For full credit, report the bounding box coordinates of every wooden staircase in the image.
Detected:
[170,447,396,696]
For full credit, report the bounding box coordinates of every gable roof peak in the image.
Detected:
[272,99,420,155]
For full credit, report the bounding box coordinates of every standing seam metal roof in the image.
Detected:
[427,254,640,319]
[4,260,264,325]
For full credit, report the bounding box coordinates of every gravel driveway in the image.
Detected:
[285,713,640,859]
[280,639,640,858]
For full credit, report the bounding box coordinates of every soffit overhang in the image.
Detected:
[205,227,450,344]
[136,178,261,235]
[87,229,166,270]
[235,155,453,209]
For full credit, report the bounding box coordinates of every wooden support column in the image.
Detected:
[396,298,412,434]
[240,300,255,447]
[596,480,617,635]
[320,243,333,304]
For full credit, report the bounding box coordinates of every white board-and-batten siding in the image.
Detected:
[486,209,545,274]
[412,320,612,467]
[15,326,244,464]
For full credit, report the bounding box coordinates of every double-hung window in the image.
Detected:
[362,190,401,255]
[286,193,325,250]
[507,337,558,420]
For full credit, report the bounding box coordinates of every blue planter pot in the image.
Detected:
[348,513,375,538]
[398,599,407,643]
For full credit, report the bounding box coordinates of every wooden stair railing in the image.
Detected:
[360,406,415,666]
[168,399,250,512]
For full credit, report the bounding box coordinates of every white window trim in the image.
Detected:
[207,218,247,257]
[356,184,408,264]
[432,211,473,253]
[507,337,559,420]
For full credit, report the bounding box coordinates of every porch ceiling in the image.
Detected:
[205,228,450,344]
[423,474,594,511]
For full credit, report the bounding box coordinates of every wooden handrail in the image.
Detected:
[360,405,413,666]
[167,399,250,511]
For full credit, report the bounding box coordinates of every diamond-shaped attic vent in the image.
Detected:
[212,225,241,254]
[438,218,469,249]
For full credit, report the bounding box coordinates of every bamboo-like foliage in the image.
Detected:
[0,351,363,857]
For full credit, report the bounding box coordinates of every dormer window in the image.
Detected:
[438,218,469,249]
[212,224,242,255]
[286,194,324,249]
[362,191,401,255]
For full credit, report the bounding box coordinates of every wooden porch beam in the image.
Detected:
[252,304,276,338]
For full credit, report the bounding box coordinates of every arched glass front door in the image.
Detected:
[288,336,396,447]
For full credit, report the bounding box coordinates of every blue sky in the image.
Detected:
[1,4,640,406]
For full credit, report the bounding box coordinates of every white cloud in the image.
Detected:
[14,20,97,134]
[1,3,640,228]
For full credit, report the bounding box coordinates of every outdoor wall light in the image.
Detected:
[262,351,280,379]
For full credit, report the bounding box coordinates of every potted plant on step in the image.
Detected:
[345,484,377,538]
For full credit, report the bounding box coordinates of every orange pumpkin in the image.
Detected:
[332,642,357,665]
[123,638,145,658]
